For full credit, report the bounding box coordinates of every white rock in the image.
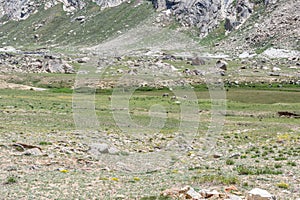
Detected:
[89,143,120,155]
[89,143,109,154]
[281,190,291,194]
[262,66,269,70]
[0,46,17,53]
[289,66,299,69]
[174,101,181,104]
[229,194,243,200]
[77,57,90,63]
[23,148,43,156]
[239,51,257,58]
[247,188,276,200]
[262,48,300,59]
[272,67,281,71]
[186,187,202,199]
[108,146,120,155]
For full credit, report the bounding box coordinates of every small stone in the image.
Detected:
[75,16,85,21]
[216,60,228,71]
[262,66,269,70]
[229,153,241,158]
[89,143,120,155]
[174,101,181,104]
[213,153,222,158]
[5,166,18,171]
[272,67,281,71]
[76,57,90,63]
[89,143,108,155]
[108,146,120,155]
[23,148,43,156]
[281,190,290,194]
[29,165,40,170]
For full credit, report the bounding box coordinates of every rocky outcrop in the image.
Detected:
[224,0,254,31]
[45,0,86,12]
[153,0,255,37]
[172,0,223,37]
[162,186,277,200]
[92,0,128,9]
[0,52,75,74]
[0,0,295,50]
[0,0,40,20]
[219,0,300,53]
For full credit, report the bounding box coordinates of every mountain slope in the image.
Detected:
[218,0,300,54]
[0,0,298,55]
[0,0,154,48]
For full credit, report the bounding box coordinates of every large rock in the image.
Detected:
[45,59,75,74]
[247,188,276,200]
[89,143,120,155]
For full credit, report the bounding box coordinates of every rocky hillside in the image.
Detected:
[0,0,258,37]
[0,0,155,46]
[0,0,127,20]
[154,0,255,37]
[0,0,298,54]
[219,0,300,54]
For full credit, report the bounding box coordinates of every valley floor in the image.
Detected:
[0,86,299,199]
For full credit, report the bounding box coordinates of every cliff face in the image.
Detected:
[0,0,39,20]
[153,0,255,37]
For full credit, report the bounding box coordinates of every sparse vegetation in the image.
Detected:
[226,159,235,165]
[39,141,53,145]
[5,176,17,184]
[195,174,239,185]
[0,1,154,47]
[276,182,289,189]
[0,0,299,198]
[235,165,282,175]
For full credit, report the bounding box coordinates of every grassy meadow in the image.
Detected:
[0,84,299,198]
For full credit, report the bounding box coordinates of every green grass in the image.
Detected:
[287,161,297,167]
[49,88,73,93]
[199,20,226,47]
[1,85,299,134]
[235,165,282,175]
[5,176,18,184]
[0,0,154,48]
[0,84,299,198]
[5,73,76,89]
[194,174,239,185]
[226,159,235,165]
[39,141,53,145]
[255,42,273,54]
